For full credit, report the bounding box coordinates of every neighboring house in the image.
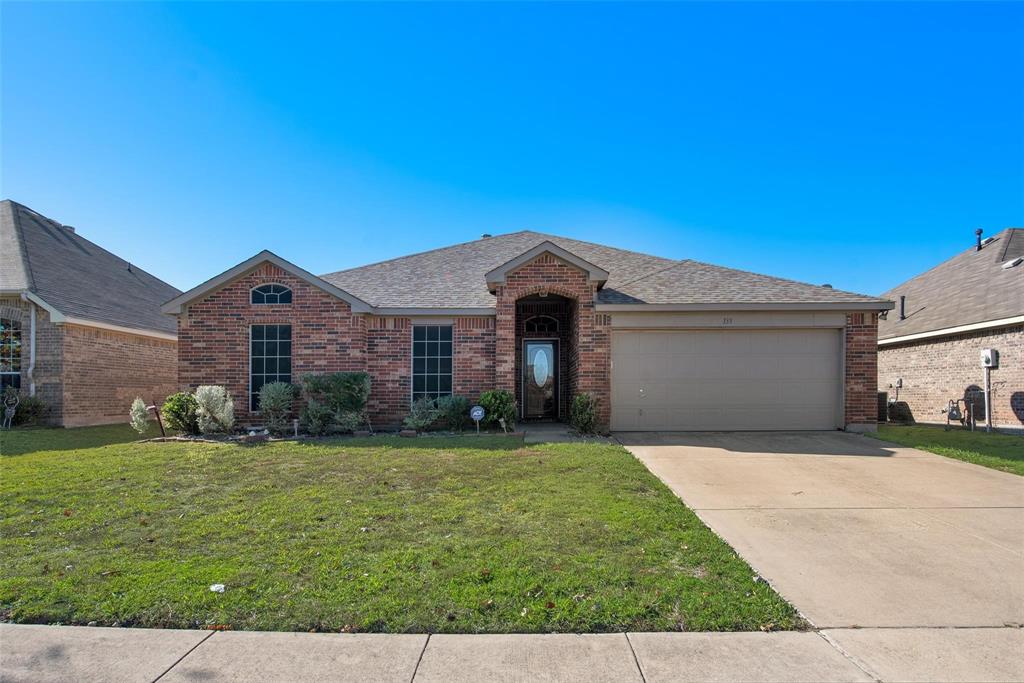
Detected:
[166,232,892,432]
[878,228,1024,431]
[0,200,180,427]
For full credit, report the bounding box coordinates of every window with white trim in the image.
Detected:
[0,317,21,391]
[250,324,292,410]
[251,284,292,305]
[412,325,452,402]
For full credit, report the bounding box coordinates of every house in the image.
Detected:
[164,232,892,432]
[0,200,180,427]
[878,228,1023,431]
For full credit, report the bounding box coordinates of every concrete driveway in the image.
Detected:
[617,431,1024,629]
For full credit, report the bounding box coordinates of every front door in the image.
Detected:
[523,340,558,419]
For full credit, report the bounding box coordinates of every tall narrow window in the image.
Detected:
[0,318,22,391]
[250,324,292,410]
[412,325,452,402]
[251,284,292,305]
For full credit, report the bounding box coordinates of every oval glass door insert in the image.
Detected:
[532,347,551,386]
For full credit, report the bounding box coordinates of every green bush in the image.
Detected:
[259,382,295,435]
[403,397,439,431]
[300,400,333,436]
[300,372,371,434]
[435,395,470,431]
[161,392,199,435]
[479,390,516,430]
[570,393,600,434]
[3,388,46,427]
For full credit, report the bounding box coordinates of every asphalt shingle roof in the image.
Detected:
[321,230,887,309]
[878,228,1024,340]
[0,200,181,334]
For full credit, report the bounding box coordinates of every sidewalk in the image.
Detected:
[2,623,1022,682]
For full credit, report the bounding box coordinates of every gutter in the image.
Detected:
[18,292,36,396]
[596,301,894,313]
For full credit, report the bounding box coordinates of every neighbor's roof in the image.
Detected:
[321,230,888,310]
[878,228,1024,341]
[0,200,180,335]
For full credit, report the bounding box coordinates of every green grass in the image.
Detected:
[870,425,1024,476]
[0,423,165,457]
[0,427,800,633]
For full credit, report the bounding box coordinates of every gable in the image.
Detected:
[484,241,609,292]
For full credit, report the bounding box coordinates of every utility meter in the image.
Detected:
[980,349,999,368]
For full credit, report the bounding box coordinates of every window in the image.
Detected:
[250,324,292,410]
[412,325,452,402]
[251,284,292,305]
[0,318,21,391]
[524,315,559,335]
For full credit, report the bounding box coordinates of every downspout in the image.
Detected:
[19,292,37,396]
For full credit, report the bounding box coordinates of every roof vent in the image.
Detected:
[821,283,833,289]
[976,228,983,251]
[481,233,492,239]
[1002,257,1023,269]
[64,225,76,233]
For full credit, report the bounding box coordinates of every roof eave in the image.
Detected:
[162,250,374,314]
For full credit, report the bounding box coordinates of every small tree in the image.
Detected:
[258,382,295,435]
[195,385,235,434]
[129,397,149,434]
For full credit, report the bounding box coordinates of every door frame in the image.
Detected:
[521,337,560,420]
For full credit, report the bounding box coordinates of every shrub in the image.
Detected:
[3,388,46,427]
[570,393,600,434]
[259,382,295,435]
[129,397,149,434]
[300,399,334,436]
[195,385,235,434]
[300,372,371,434]
[403,397,439,431]
[161,392,199,435]
[479,390,516,429]
[435,395,470,431]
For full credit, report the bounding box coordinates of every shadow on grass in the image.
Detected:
[0,423,165,457]
[289,434,525,451]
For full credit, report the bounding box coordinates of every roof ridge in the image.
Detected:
[320,230,537,278]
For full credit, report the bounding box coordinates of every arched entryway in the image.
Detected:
[515,294,576,420]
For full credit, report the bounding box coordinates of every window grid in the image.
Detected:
[524,315,559,335]
[412,325,452,402]
[0,318,22,391]
[250,324,292,411]
[251,284,293,305]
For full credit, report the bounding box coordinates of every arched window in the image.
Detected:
[524,315,559,335]
[251,284,292,305]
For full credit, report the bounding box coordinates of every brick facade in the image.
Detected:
[879,325,1023,430]
[1,296,176,427]
[844,312,879,431]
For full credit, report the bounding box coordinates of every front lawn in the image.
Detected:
[870,425,1024,476]
[0,429,800,633]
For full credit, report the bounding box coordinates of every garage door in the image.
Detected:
[611,328,841,431]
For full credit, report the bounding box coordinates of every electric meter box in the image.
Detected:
[980,349,999,368]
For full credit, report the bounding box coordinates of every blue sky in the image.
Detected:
[2,2,1021,295]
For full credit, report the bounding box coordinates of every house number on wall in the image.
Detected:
[722,317,733,325]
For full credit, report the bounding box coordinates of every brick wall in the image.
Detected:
[494,253,611,430]
[60,324,177,427]
[178,263,365,424]
[454,317,496,405]
[879,325,1023,430]
[844,312,879,431]
[365,317,410,427]
[514,300,573,419]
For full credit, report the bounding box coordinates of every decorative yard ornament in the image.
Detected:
[2,388,18,430]
[470,405,485,434]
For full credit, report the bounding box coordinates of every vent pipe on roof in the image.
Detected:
[898,295,906,321]
[821,284,833,289]
[64,225,75,233]
[976,228,983,251]
[481,233,492,239]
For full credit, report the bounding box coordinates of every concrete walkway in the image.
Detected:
[4,623,1023,682]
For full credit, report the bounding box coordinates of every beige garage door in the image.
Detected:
[611,328,842,431]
